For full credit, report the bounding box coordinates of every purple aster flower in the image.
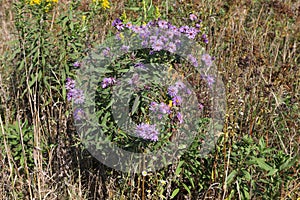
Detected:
[175,81,185,89]
[186,27,198,39]
[149,35,158,44]
[198,103,204,110]
[189,13,197,21]
[102,77,116,88]
[179,25,189,33]
[201,53,213,67]
[187,54,198,67]
[172,95,182,106]
[167,85,178,97]
[152,39,164,51]
[141,40,148,47]
[135,123,159,141]
[166,30,174,39]
[166,42,176,53]
[74,108,85,120]
[112,18,124,30]
[169,25,181,36]
[125,22,133,29]
[134,62,146,69]
[175,39,181,45]
[159,102,171,114]
[202,34,208,44]
[102,47,111,57]
[159,36,168,43]
[149,101,159,111]
[147,20,156,27]
[202,75,215,87]
[176,112,183,124]
[73,61,81,68]
[185,88,192,95]
[121,45,130,52]
[158,20,169,29]
[131,25,140,33]
[195,23,201,28]
[67,89,85,104]
[66,78,75,90]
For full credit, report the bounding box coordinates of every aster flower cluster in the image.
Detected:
[111,16,209,56]
[101,77,116,88]
[135,123,159,141]
[149,101,171,119]
[66,78,85,104]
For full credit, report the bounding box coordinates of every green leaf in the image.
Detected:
[255,158,273,171]
[279,156,298,171]
[175,160,184,176]
[131,95,140,115]
[182,183,191,194]
[226,169,237,185]
[170,188,179,199]
[242,169,251,181]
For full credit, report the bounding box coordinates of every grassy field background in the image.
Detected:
[0,0,299,199]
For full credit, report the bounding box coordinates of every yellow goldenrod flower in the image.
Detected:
[120,10,127,22]
[29,0,41,5]
[155,6,161,18]
[101,0,110,9]
[168,100,172,108]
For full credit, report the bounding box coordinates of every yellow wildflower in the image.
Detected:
[29,0,41,5]
[101,0,110,9]
[155,6,161,18]
[82,15,87,22]
[168,100,173,108]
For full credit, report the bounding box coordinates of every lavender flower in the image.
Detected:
[149,101,159,111]
[67,89,85,104]
[159,102,171,114]
[158,20,169,29]
[112,18,124,30]
[179,25,189,33]
[198,103,204,110]
[167,85,178,97]
[186,27,198,39]
[134,62,146,70]
[176,112,183,124]
[73,61,81,68]
[201,53,213,67]
[169,25,181,36]
[102,77,116,88]
[175,81,185,89]
[202,75,215,87]
[202,34,208,44]
[152,39,164,51]
[172,95,182,106]
[74,108,84,120]
[121,45,130,52]
[135,123,159,141]
[66,78,75,90]
[189,13,197,21]
[166,42,176,53]
[125,22,133,29]
[166,30,174,39]
[102,47,111,57]
[187,54,198,67]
